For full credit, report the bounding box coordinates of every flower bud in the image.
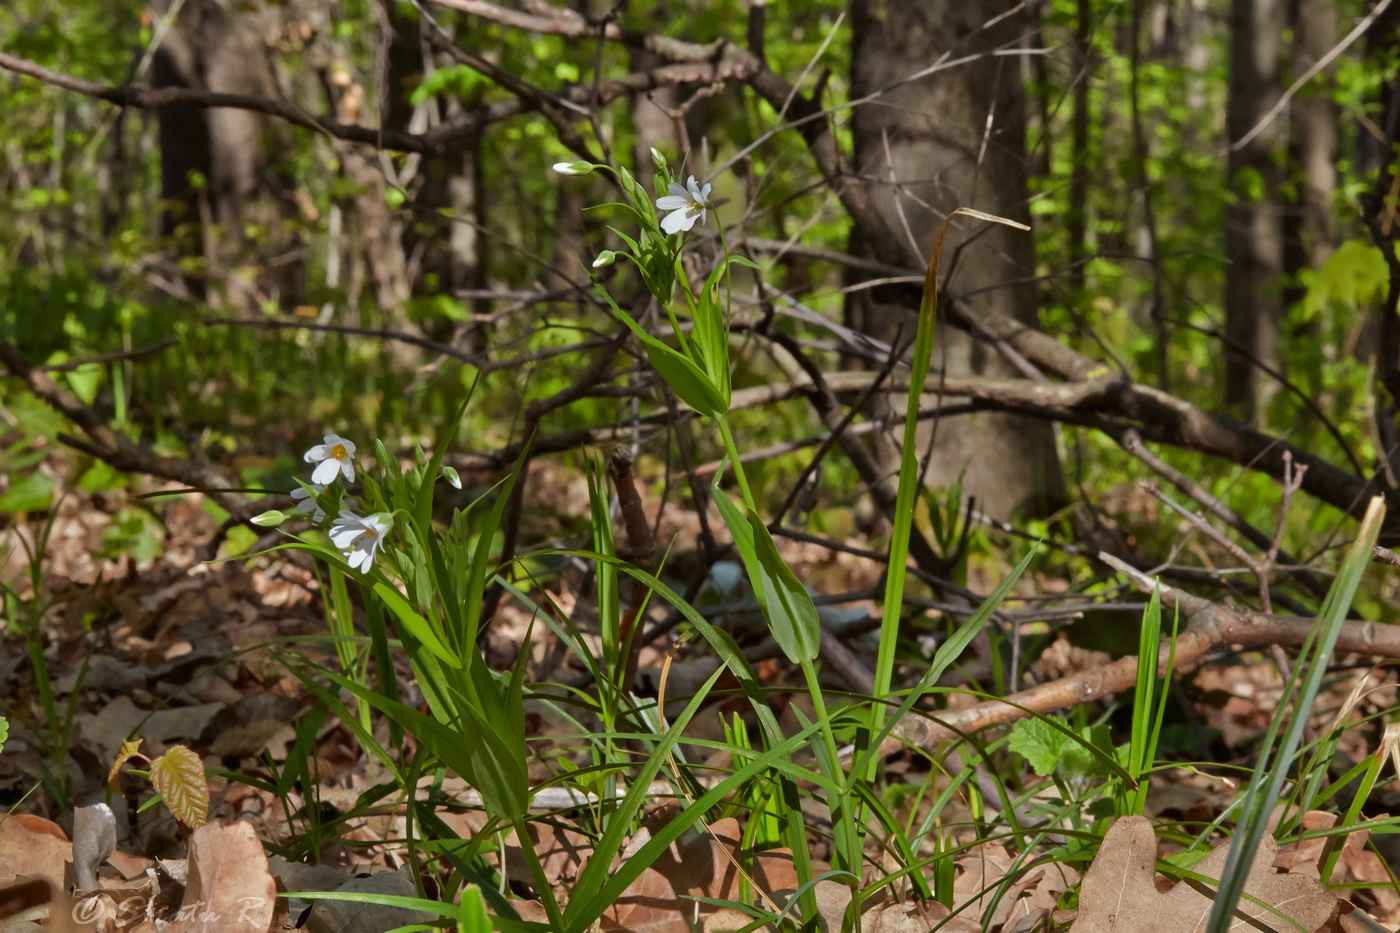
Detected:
[552,161,593,176]
[251,509,287,527]
[650,147,668,171]
[591,250,617,268]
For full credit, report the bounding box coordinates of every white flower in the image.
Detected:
[553,161,593,175]
[329,509,391,573]
[304,434,357,485]
[656,175,712,234]
[291,484,327,523]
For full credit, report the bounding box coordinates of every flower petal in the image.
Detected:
[661,209,694,234]
[667,181,690,199]
[304,445,328,462]
[311,458,341,485]
[330,526,364,550]
[655,195,689,210]
[339,460,356,483]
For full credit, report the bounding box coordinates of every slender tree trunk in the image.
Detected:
[1283,0,1338,403]
[847,0,1065,519]
[1223,0,1287,419]
[1289,0,1337,275]
[1067,0,1093,285]
[151,0,300,310]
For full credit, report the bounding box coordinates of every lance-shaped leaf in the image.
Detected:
[713,485,820,664]
[599,288,727,416]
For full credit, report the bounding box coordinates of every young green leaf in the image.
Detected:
[1008,718,1111,780]
[149,745,209,828]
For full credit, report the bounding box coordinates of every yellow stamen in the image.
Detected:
[331,444,347,459]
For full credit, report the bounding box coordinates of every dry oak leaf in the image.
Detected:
[1069,815,1337,933]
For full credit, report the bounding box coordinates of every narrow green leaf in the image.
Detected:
[712,483,820,665]
[320,665,529,821]
[745,510,820,663]
[370,580,458,666]
[598,288,727,416]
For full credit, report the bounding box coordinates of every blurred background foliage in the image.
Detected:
[0,0,1396,583]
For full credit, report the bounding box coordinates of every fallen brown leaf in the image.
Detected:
[167,821,276,933]
[0,814,71,891]
[597,817,797,933]
[1068,815,1338,933]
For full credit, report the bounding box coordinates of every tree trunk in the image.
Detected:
[151,0,301,309]
[1289,0,1337,275]
[847,0,1065,519]
[1223,0,1286,419]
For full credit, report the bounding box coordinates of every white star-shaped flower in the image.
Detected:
[656,175,712,234]
[329,509,391,573]
[304,434,357,485]
[290,484,326,523]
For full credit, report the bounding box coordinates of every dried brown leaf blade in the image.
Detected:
[167,821,276,933]
[1069,816,1337,933]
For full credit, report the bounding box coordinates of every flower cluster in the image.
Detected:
[252,433,391,574]
[302,434,390,573]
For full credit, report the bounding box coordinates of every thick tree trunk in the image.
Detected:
[846,0,1065,519]
[1223,0,1286,419]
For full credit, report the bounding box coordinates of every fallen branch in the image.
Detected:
[881,552,1399,756]
[0,337,254,522]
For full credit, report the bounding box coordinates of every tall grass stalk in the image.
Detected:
[1205,496,1384,933]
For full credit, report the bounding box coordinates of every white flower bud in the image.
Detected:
[552,161,593,176]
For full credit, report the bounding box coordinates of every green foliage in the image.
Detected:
[1008,718,1110,781]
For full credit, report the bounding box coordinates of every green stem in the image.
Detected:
[799,658,862,875]
[716,416,757,512]
[511,814,566,930]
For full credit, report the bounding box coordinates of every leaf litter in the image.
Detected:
[3,452,1400,932]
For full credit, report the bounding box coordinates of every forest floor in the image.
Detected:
[3,446,1400,933]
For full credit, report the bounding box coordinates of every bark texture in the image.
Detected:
[1223,0,1286,418]
[152,0,301,308]
[847,0,1065,519]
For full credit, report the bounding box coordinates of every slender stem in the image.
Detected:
[716,415,757,512]
[799,658,861,874]
[511,814,566,930]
